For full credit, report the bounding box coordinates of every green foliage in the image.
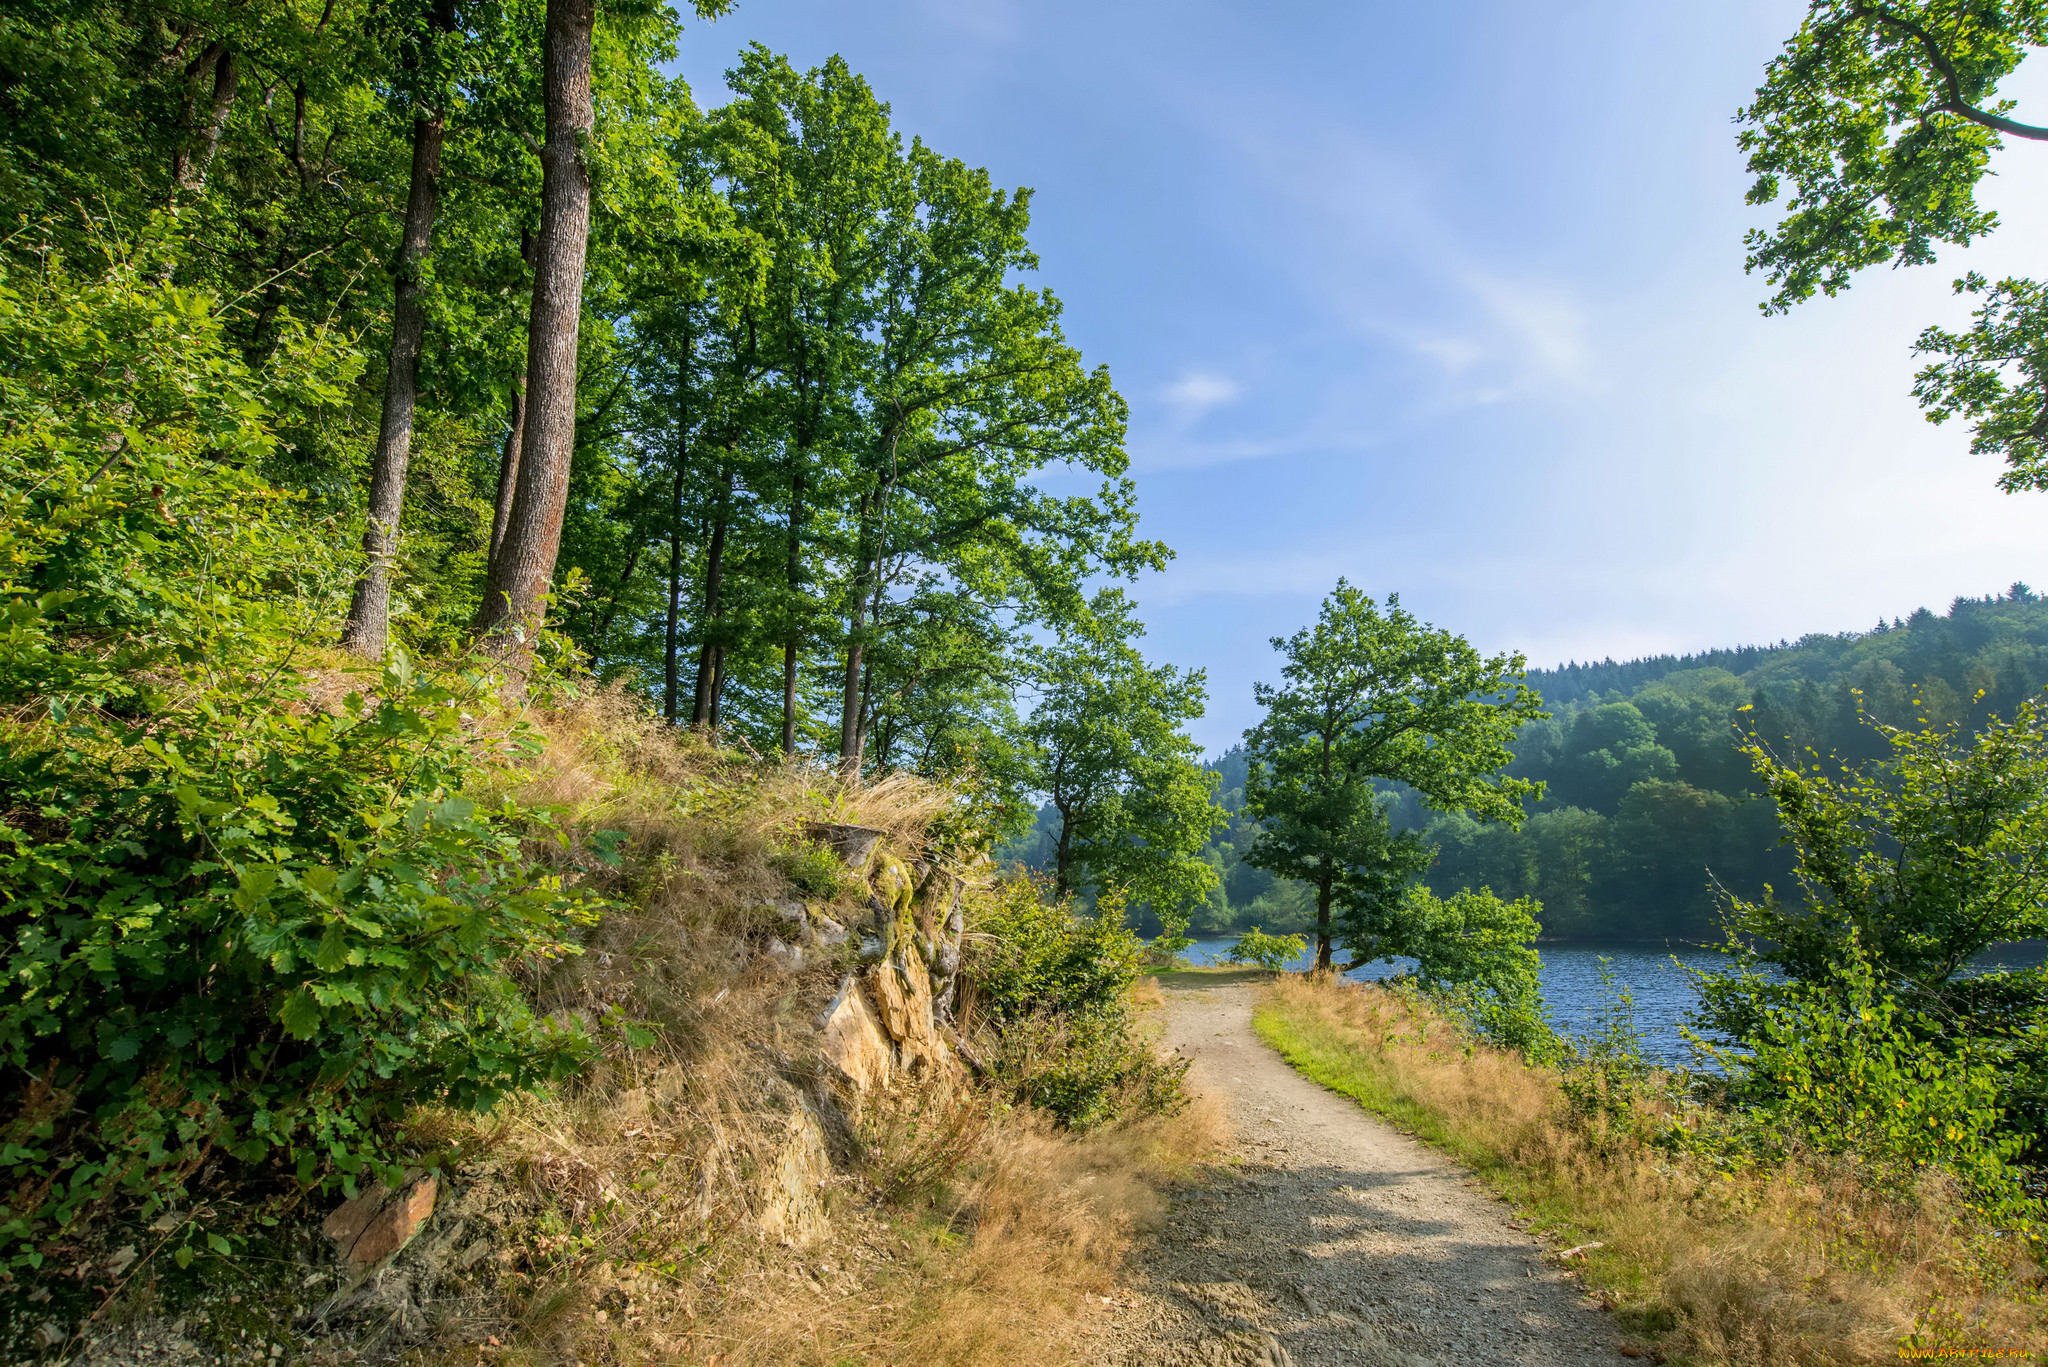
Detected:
[988,1011,1188,1133]
[1221,926,1307,973]
[1556,960,1656,1136]
[970,879,1146,1024]
[1738,0,2026,313]
[0,248,593,1267]
[967,880,1186,1128]
[769,838,850,901]
[1740,2,2048,486]
[1025,587,1223,922]
[1240,580,1544,968]
[1696,699,2048,1161]
[1704,944,2033,1216]
[1398,886,1553,1057]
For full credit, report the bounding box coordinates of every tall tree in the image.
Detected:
[833,144,1161,769]
[342,0,458,659]
[471,0,597,652]
[1241,581,1546,971]
[475,0,730,657]
[1741,2,2048,487]
[1025,590,1223,928]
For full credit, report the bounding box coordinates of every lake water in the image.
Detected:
[1180,936,2048,1069]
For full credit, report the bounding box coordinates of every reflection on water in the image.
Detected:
[1180,936,2048,1070]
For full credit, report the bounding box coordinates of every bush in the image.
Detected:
[1401,885,1555,1057]
[0,247,594,1267]
[1222,925,1306,971]
[1701,943,2034,1217]
[967,879,1186,1128]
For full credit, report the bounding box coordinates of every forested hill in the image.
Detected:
[1190,584,2048,943]
[1523,582,2048,711]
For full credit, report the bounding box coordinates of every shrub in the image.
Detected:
[1222,925,1306,972]
[1700,943,2034,1218]
[1401,885,1555,1057]
[0,246,594,1267]
[967,880,1186,1128]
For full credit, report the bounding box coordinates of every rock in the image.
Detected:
[756,1092,832,1246]
[322,1174,438,1269]
[867,951,954,1077]
[818,974,893,1093]
[805,822,885,871]
[808,908,848,947]
[869,852,916,942]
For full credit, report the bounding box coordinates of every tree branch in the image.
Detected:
[1853,2,2048,141]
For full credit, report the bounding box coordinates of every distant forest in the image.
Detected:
[1013,583,2048,942]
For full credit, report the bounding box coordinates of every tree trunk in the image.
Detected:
[852,649,874,768]
[780,466,805,753]
[690,467,732,727]
[839,454,898,772]
[663,344,692,724]
[662,469,687,724]
[1054,803,1075,898]
[471,0,595,657]
[342,110,445,659]
[171,41,237,197]
[1314,872,1334,972]
[488,378,526,564]
[590,537,642,640]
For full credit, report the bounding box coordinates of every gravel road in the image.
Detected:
[1098,977,1628,1367]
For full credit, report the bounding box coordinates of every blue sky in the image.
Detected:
[671,1,2048,752]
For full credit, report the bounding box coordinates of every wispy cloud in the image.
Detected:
[1159,368,1243,419]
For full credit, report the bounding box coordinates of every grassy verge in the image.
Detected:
[1252,973,2047,1366]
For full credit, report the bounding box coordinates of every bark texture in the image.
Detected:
[171,41,237,196]
[472,0,596,653]
[488,378,526,564]
[342,112,445,659]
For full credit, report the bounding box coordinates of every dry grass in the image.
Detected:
[371,686,1223,1367]
[1253,973,2048,1366]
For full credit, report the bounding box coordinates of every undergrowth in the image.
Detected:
[1253,973,2048,1366]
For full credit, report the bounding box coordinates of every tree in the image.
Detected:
[342,0,458,659]
[1241,581,1546,970]
[833,139,1160,771]
[475,0,730,659]
[1025,590,1223,936]
[1741,3,2048,486]
[1698,700,2048,1159]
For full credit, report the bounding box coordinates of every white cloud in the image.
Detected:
[1158,368,1243,419]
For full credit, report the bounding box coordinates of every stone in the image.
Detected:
[804,822,885,871]
[322,1174,438,1269]
[808,908,848,947]
[756,1094,832,1246]
[818,975,893,1093]
[868,951,954,1077]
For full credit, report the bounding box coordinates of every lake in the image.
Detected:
[1179,935,2048,1069]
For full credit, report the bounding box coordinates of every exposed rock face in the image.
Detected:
[819,974,894,1093]
[756,1092,833,1247]
[322,1174,439,1271]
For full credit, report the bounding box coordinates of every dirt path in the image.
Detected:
[1098,978,1627,1367]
